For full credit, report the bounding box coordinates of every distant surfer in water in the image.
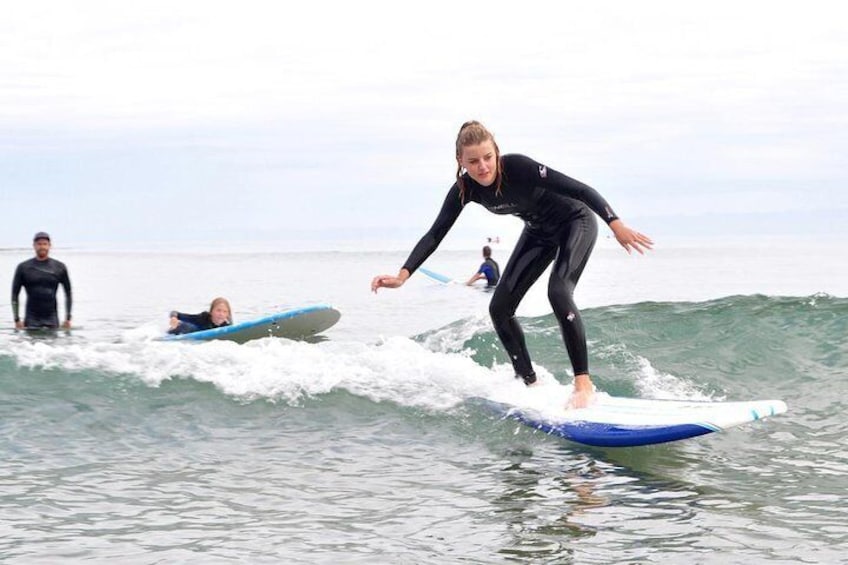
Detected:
[371,121,652,408]
[466,245,500,287]
[11,231,73,330]
[168,297,233,335]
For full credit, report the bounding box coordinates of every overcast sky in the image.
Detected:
[1,0,845,249]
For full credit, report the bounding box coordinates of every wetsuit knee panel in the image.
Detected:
[488,287,518,321]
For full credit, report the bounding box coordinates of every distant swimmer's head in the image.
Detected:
[209,297,233,326]
[455,120,502,199]
[32,231,52,259]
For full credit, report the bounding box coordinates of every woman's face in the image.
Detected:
[458,140,498,187]
[210,303,230,325]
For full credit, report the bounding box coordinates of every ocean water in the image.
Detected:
[1,237,847,564]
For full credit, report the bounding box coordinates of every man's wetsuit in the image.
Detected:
[402,153,619,384]
[168,311,231,335]
[477,257,500,287]
[11,257,73,329]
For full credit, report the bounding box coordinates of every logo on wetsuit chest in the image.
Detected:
[489,202,518,213]
[538,165,547,178]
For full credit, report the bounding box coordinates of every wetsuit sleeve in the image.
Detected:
[401,184,465,275]
[60,265,72,321]
[512,154,620,224]
[11,264,22,322]
[175,312,207,326]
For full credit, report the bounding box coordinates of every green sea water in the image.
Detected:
[2,292,846,563]
[1,244,846,563]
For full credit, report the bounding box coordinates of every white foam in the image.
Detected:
[2,324,717,417]
[4,333,568,410]
[633,356,718,401]
[419,313,492,354]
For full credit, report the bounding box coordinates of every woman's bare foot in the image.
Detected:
[566,373,596,409]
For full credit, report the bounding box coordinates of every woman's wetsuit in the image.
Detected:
[401,154,619,384]
[168,311,230,335]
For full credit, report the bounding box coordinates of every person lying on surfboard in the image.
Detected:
[371,120,652,409]
[168,297,233,335]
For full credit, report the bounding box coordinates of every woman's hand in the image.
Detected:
[609,219,653,255]
[371,269,410,293]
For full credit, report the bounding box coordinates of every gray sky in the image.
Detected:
[1,0,846,249]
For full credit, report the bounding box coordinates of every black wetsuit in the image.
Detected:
[477,257,500,287]
[168,311,231,335]
[402,153,619,383]
[11,257,73,329]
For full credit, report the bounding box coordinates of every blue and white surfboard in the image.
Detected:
[162,304,340,344]
[494,396,788,447]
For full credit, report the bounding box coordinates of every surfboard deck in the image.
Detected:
[162,304,340,344]
[419,267,492,291]
[489,395,788,447]
[418,267,455,284]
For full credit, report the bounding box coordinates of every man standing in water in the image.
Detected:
[11,232,73,330]
[466,245,500,287]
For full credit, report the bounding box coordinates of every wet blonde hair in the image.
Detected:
[209,297,233,324]
[455,120,503,203]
